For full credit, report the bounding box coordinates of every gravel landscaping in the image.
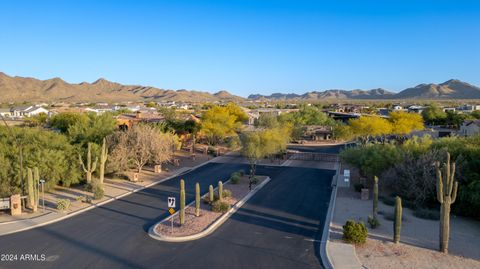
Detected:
[155,175,267,237]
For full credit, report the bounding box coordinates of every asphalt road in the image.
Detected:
[0,162,333,269]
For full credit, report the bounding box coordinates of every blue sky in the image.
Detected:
[0,0,479,97]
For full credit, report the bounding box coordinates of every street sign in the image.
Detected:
[0,198,10,210]
[168,197,175,208]
[39,179,45,183]
[168,208,175,215]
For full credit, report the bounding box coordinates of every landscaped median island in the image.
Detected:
[150,172,269,241]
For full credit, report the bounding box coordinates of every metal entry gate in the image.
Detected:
[287,152,339,162]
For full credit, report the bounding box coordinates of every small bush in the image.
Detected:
[92,185,104,200]
[354,183,364,192]
[250,176,258,185]
[222,189,232,198]
[215,189,232,200]
[342,220,368,244]
[413,208,440,220]
[75,196,83,202]
[230,175,241,184]
[211,200,230,213]
[367,216,380,229]
[237,170,245,176]
[57,199,71,211]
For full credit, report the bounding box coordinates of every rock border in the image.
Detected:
[148,176,271,242]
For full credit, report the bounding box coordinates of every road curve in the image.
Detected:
[0,162,333,269]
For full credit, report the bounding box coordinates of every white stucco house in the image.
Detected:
[11,106,50,118]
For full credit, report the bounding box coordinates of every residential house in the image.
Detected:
[301,125,333,141]
[0,108,12,117]
[11,106,50,118]
[459,120,480,137]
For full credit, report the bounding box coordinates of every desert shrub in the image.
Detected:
[215,189,232,200]
[250,176,258,185]
[230,174,241,184]
[237,169,245,176]
[367,216,380,229]
[383,150,439,209]
[222,189,232,198]
[92,184,104,200]
[211,200,230,213]
[57,199,71,211]
[342,220,368,244]
[413,208,440,220]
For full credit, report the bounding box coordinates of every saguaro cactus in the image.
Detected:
[79,143,98,184]
[394,196,402,243]
[180,179,186,225]
[436,152,458,254]
[98,138,108,185]
[195,183,200,217]
[373,176,379,220]
[209,185,214,203]
[26,168,35,210]
[33,167,40,211]
[218,181,223,201]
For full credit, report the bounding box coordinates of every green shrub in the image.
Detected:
[342,220,368,244]
[75,196,83,202]
[215,189,232,200]
[237,170,245,176]
[250,176,258,185]
[92,185,104,200]
[211,200,230,213]
[230,175,241,184]
[413,208,440,220]
[57,199,71,211]
[367,216,380,229]
[222,189,232,198]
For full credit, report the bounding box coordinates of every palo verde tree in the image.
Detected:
[240,126,290,188]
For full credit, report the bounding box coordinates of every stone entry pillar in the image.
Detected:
[10,194,21,216]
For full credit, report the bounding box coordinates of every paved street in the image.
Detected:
[0,161,333,269]
[288,144,346,154]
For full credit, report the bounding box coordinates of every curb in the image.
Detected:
[148,176,271,242]
[0,154,225,237]
[0,211,54,226]
[319,160,340,269]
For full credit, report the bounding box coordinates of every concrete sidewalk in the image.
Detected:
[0,152,215,236]
[324,162,364,269]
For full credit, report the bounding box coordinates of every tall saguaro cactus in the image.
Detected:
[394,196,402,243]
[79,143,98,184]
[180,179,186,225]
[195,183,200,217]
[26,168,35,210]
[98,138,108,185]
[218,181,223,201]
[33,167,39,211]
[436,152,458,254]
[209,185,214,203]
[26,167,40,212]
[373,176,379,220]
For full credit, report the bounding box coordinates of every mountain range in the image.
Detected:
[1,72,479,103]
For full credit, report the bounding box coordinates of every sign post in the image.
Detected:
[168,197,176,234]
[39,179,45,212]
